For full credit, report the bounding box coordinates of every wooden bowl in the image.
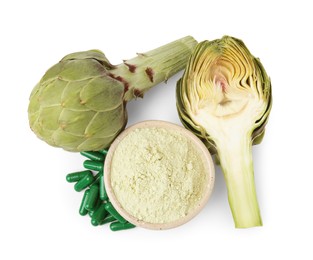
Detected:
[104,120,215,230]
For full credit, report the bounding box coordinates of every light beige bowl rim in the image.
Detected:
[104,120,215,230]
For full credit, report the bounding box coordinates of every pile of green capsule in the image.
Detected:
[66,149,136,231]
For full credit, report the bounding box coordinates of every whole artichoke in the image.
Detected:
[28,36,197,152]
[177,36,272,228]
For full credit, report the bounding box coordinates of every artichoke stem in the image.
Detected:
[217,135,262,228]
[111,36,197,101]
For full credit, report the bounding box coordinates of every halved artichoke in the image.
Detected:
[177,36,272,228]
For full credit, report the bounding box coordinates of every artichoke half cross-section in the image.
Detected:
[177,36,272,228]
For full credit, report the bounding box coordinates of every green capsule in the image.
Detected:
[89,171,101,186]
[83,160,104,171]
[99,173,108,201]
[98,149,108,156]
[91,218,99,226]
[88,210,94,218]
[79,189,90,216]
[74,172,94,192]
[110,221,136,231]
[91,204,108,226]
[104,202,127,223]
[66,170,91,183]
[85,184,99,210]
[99,215,116,225]
[80,151,105,162]
[88,198,102,217]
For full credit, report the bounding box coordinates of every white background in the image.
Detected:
[1,0,312,259]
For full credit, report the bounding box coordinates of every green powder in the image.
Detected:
[110,127,208,224]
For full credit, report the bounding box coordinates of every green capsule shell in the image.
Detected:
[80,151,105,162]
[104,202,127,223]
[85,185,99,210]
[99,149,108,155]
[88,171,102,187]
[74,172,94,192]
[83,160,104,171]
[91,218,99,226]
[88,199,102,217]
[88,210,95,218]
[79,189,90,216]
[99,173,108,200]
[99,215,116,225]
[66,170,91,183]
[110,221,136,231]
[91,204,108,225]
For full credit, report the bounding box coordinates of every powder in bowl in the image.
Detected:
[105,121,215,230]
